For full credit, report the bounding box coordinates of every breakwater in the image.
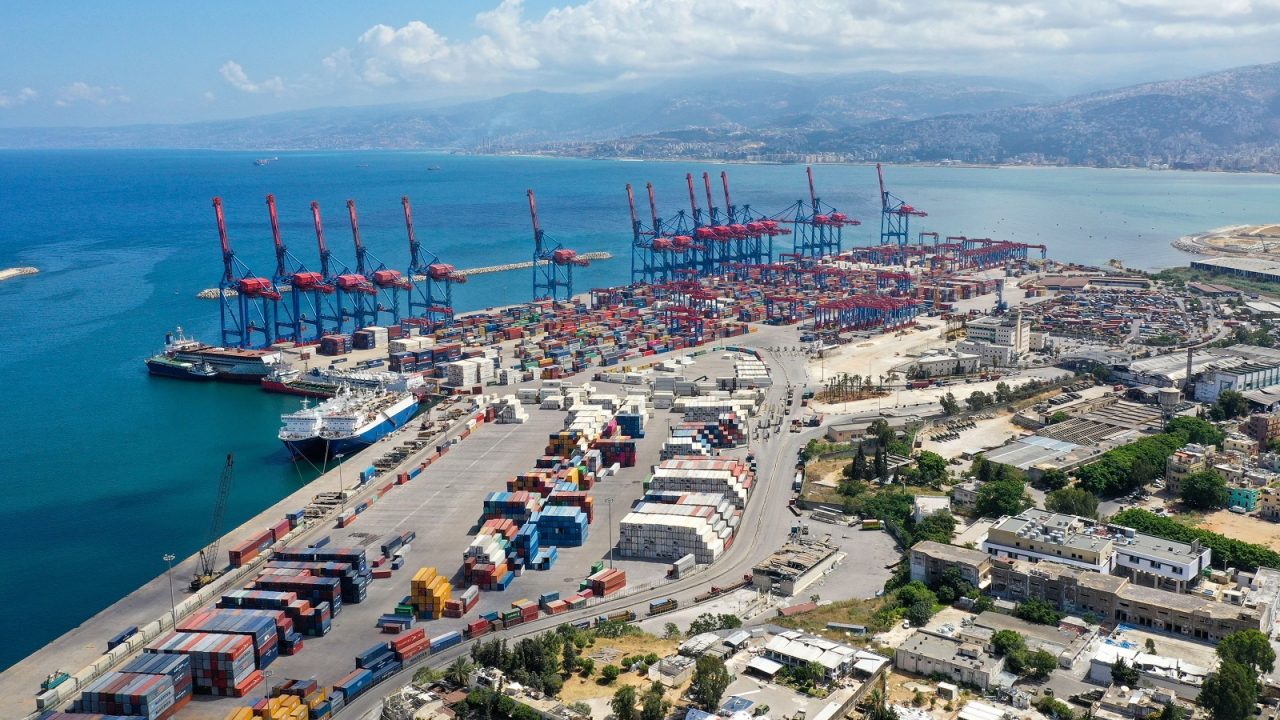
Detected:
[196,252,612,298]
[0,267,38,282]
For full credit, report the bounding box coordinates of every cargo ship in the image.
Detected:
[144,354,218,381]
[158,328,282,382]
[279,389,420,460]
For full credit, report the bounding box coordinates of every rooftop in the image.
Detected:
[990,509,1206,564]
[911,540,990,567]
[897,630,1001,673]
[753,540,839,580]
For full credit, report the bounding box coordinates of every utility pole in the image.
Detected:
[163,553,177,627]
[336,453,347,512]
[606,498,615,569]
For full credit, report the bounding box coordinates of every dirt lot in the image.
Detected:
[1198,510,1280,551]
[558,634,683,710]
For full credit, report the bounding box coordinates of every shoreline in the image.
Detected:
[0,266,38,282]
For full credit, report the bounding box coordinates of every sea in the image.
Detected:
[0,150,1276,671]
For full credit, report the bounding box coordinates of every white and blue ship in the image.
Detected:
[279,388,419,461]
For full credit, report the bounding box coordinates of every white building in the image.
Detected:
[1195,361,1280,403]
[913,496,952,524]
[957,312,1031,368]
[982,509,1210,593]
[762,631,885,682]
[910,349,981,378]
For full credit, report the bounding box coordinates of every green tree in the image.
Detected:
[611,685,638,720]
[790,660,826,686]
[870,418,895,448]
[991,630,1026,657]
[905,600,934,627]
[1212,390,1250,421]
[640,682,669,720]
[601,665,620,684]
[690,656,732,711]
[1180,471,1230,510]
[874,445,889,481]
[1038,468,1070,491]
[1048,411,1070,425]
[1025,649,1057,679]
[940,392,960,416]
[1216,629,1276,675]
[1153,701,1187,720]
[976,476,1030,517]
[1197,660,1258,720]
[1165,416,1225,446]
[447,656,475,687]
[1046,486,1100,518]
[1013,598,1063,626]
[663,623,680,640]
[578,658,595,677]
[995,382,1012,403]
[913,510,957,545]
[895,581,937,608]
[847,445,867,481]
[915,451,949,488]
[562,636,579,675]
[1111,658,1139,687]
[966,390,990,411]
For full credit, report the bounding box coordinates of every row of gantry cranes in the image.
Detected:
[211,165,1045,349]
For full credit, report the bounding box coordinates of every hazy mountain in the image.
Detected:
[568,63,1280,171]
[0,70,1054,150]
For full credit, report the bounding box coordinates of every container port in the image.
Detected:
[10,163,1056,720]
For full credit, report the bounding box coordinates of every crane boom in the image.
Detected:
[213,197,234,284]
[267,194,287,279]
[347,199,366,275]
[402,196,421,269]
[192,454,234,591]
[311,202,330,277]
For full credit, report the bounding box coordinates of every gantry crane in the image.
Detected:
[267,194,330,344]
[877,163,927,247]
[190,454,235,592]
[529,189,588,301]
[309,202,364,336]
[402,196,466,330]
[347,200,410,328]
[213,197,280,348]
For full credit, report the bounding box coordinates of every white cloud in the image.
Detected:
[320,0,1280,91]
[219,61,285,95]
[55,82,129,107]
[0,87,37,108]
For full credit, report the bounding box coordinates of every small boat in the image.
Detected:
[253,156,279,166]
[427,165,441,171]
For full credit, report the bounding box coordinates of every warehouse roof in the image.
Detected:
[746,657,783,677]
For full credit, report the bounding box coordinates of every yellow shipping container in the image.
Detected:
[224,709,253,720]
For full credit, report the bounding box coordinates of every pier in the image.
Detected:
[195,252,612,299]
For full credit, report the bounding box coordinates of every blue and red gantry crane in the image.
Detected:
[346,199,411,328]
[212,197,280,348]
[266,194,331,344]
[877,162,927,247]
[310,201,374,336]
[402,196,466,331]
[772,165,858,259]
[528,189,589,301]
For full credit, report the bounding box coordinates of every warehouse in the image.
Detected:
[762,631,881,682]
[751,540,841,596]
[1191,256,1280,283]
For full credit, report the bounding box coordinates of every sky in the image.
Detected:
[2,0,1278,128]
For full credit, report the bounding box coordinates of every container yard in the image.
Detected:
[8,163,1060,720]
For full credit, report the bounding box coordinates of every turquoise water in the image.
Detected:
[0,151,1276,671]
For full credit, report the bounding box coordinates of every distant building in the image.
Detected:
[751,540,841,596]
[894,630,1006,690]
[1229,486,1260,512]
[951,481,981,513]
[910,540,991,589]
[1260,487,1280,521]
[1243,413,1280,448]
[988,558,1274,643]
[913,495,952,524]
[762,631,886,682]
[1224,432,1259,456]
[981,509,1210,592]
[1195,361,1280,404]
[909,349,980,378]
[957,312,1030,368]
[1165,444,1214,497]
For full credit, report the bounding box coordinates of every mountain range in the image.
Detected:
[2,63,1277,171]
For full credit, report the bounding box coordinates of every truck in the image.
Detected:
[792,471,804,492]
[909,380,932,389]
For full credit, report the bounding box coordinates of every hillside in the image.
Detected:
[0,71,1052,151]
[565,63,1280,171]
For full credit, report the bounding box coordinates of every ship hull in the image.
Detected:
[261,379,336,399]
[282,399,420,461]
[171,350,276,381]
[145,359,217,381]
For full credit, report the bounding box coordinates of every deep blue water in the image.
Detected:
[0,150,1277,671]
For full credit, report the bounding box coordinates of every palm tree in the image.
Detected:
[447,656,475,688]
